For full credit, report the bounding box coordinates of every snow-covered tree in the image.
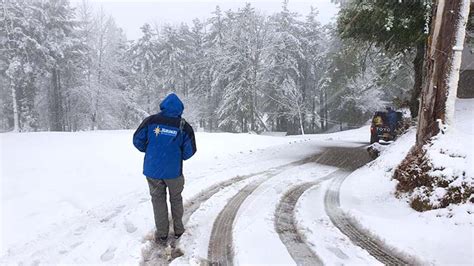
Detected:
[217,4,268,132]
[301,7,325,132]
[92,13,128,129]
[202,5,229,131]
[187,18,213,129]
[0,0,424,134]
[1,0,45,131]
[33,0,84,131]
[128,23,160,115]
[338,0,431,118]
[335,63,386,125]
[157,24,193,97]
[264,0,306,134]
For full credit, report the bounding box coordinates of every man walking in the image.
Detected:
[133,93,197,244]
[385,106,398,138]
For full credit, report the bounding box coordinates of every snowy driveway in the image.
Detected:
[144,143,411,265]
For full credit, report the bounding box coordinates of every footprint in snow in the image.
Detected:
[74,225,87,235]
[70,241,83,249]
[327,246,349,260]
[58,249,68,255]
[100,205,126,223]
[124,220,137,233]
[100,246,117,262]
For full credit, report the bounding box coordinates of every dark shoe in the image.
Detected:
[174,233,183,239]
[155,235,168,245]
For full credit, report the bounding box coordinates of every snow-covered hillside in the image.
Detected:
[339,99,473,265]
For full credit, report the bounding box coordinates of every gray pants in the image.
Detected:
[146,175,185,237]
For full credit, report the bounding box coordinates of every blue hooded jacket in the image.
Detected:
[386,108,398,132]
[133,93,197,179]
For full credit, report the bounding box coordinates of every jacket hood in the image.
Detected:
[159,93,184,118]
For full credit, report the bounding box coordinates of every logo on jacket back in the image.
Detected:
[154,126,177,137]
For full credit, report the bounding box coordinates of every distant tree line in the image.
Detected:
[1,0,413,133]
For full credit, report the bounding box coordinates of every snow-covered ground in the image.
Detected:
[296,179,382,265]
[0,122,368,264]
[339,99,474,265]
[0,99,472,265]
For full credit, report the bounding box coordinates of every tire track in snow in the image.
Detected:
[274,170,343,266]
[141,156,318,265]
[323,150,409,265]
[205,152,335,265]
[272,146,364,265]
[207,173,271,265]
[275,146,409,265]
[141,171,267,265]
[206,147,351,265]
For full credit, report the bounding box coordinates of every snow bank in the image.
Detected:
[411,98,473,210]
[339,99,474,265]
[422,121,473,208]
[428,99,474,184]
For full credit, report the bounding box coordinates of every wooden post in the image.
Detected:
[416,0,470,147]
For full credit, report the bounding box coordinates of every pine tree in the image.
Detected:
[129,23,160,115]
[35,0,85,131]
[217,4,268,132]
[204,5,229,131]
[301,6,324,133]
[157,24,193,97]
[188,18,212,129]
[265,0,306,134]
[1,0,48,131]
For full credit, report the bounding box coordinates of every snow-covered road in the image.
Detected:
[164,144,412,266]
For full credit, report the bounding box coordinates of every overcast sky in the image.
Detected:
[72,0,340,40]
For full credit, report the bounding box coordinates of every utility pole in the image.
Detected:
[416,0,470,147]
